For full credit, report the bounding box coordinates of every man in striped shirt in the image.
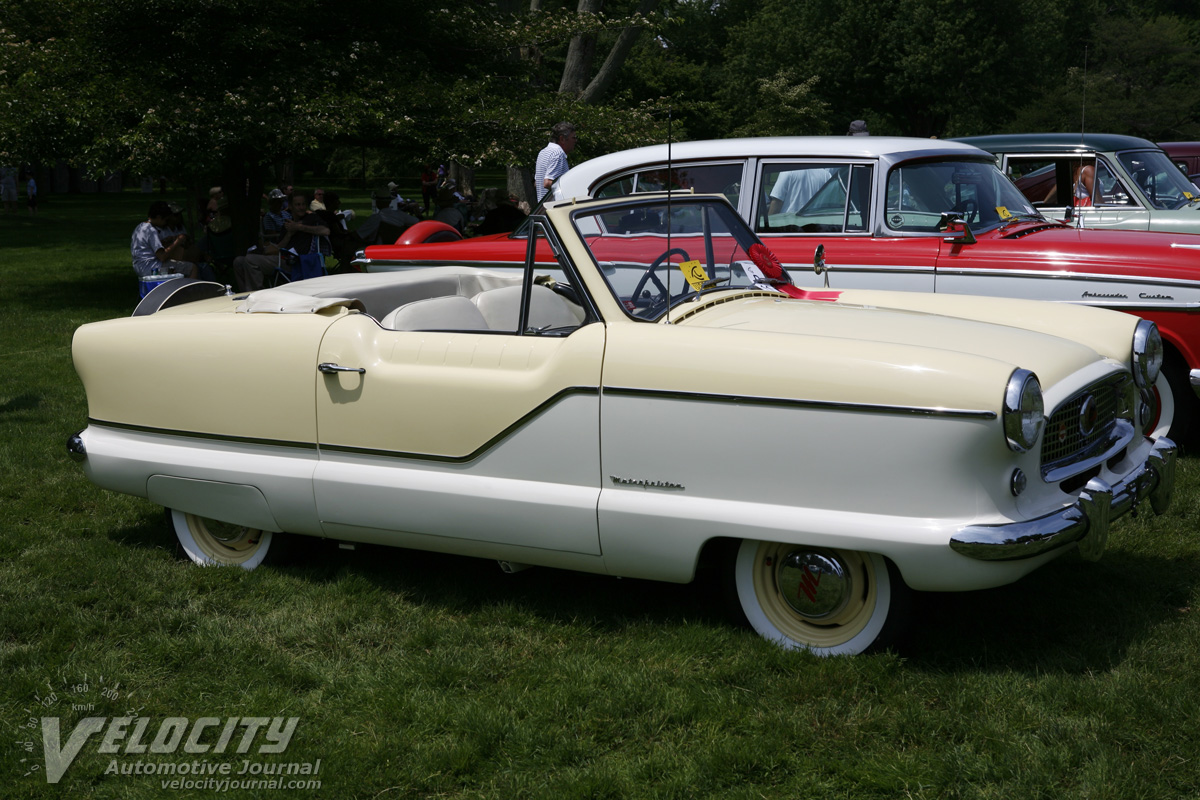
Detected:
[534,122,577,203]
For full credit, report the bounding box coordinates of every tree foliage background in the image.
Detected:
[2,0,1199,210]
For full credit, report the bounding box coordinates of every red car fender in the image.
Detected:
[398,220,463,245]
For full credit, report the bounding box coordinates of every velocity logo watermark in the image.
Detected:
[43,715,302,783]
[14,675,320,789]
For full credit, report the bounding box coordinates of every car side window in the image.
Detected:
[513,221,593,336]
[1006,156,1135,209]
[594,163,743,208]
[1092,159,1134,206]
[1005,158,1058,206]
[757,162,870,234]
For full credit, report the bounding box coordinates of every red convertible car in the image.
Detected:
[356,137,1200,444]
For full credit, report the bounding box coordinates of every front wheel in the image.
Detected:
[733,541,910,656]
[167,509,273,570]
[1151,370,1175,443]
[1161,354,1197,449]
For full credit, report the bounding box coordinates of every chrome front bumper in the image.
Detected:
[950,438,1177,562]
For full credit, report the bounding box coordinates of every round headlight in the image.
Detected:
[1132,320,1163,388]
[1004,369,1044,453]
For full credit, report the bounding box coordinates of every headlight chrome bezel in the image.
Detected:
[1132,320,1164,388]
[1004,369,1044,453]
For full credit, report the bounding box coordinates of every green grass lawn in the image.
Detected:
[2,191,1200,799]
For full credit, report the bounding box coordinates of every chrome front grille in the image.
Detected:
[1041,374,1130,478]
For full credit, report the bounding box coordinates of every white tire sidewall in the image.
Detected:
[734,539,891,657]
[170,509,272,570]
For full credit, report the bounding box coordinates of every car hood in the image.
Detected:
[672,290,1122,394]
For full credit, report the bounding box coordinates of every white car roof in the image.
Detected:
[553,136,989,200]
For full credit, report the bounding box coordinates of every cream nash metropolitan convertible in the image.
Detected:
[69,193,1177,655]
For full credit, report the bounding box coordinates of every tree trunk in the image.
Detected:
[507,165,535,209]
[219,147,266,257]
[559,0,604,96]
[449,161,475,198]
[580,0,659,104]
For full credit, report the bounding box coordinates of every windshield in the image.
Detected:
[886,159,1040,233]
[1118,150,1199,209]
[571,197,770,321]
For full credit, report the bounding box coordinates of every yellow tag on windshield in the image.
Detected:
[1186,191,1195,200]
[996,206,1012,220]
[679,260,709,291]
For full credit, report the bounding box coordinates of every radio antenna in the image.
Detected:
[665,105,673,323]
[1075,45,1089,228]
[657,33,673,324]
[1080,45,1088,143]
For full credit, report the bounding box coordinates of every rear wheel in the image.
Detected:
[167,509,273,570]
[733,540,910,656]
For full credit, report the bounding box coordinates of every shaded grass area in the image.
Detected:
[2,194,1200,798]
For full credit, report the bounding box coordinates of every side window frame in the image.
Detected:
[593,161,747,211]
[754,159,874,235]
[520,217,602,336]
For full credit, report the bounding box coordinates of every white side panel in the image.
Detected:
[313,395,602,554]
[934,268,1200,309]
[596,393,1052,591]
[148,476,280,531]
[599,394,1013,520]
[79,425,322,535]
[598,490,1058,591]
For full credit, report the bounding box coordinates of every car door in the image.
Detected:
[752,160,939,292]
[311,222,606,555]
[1002,154,1150,230]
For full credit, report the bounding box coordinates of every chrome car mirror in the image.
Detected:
[813,244,829,288]
[940,213,977,245]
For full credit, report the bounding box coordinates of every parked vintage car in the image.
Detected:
[954,133,1200,233]
[1159,141,1200,187]
[358,136,1200,445]
[71,193,1176,655]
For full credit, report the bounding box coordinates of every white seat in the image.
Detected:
[471,284,584,332]
[380,294,491,331]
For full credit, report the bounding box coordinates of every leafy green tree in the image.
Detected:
[1010,14,1200,140]
[0,0,668,244]
[713,0,1095,138]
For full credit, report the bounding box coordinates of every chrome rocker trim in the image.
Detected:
[1190,368,1200,398]
[950,438,1177,562]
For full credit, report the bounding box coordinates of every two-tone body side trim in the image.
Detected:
[602,386,998,420]
[87,418,318,452]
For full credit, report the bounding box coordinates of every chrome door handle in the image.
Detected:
[318,362,365,374]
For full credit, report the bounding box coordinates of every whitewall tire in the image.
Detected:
[168,509,273,570]
[1152,370,1174,443]
[733,540,909,656]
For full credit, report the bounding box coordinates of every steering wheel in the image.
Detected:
[630,248,692,311]
[952,200,979,224]
[548,280,583,308]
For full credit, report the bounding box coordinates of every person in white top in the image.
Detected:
[534,122,577,202]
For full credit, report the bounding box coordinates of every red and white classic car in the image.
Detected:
[358,137,1200,445]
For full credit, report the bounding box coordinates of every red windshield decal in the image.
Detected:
[777,285,842,301]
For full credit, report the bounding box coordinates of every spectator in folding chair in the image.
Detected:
[261,189,291,247]
[131,200,200,280]
[232,191,330,292]
[313,190,353,271]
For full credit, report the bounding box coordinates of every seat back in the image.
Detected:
[471,284,584,332]
[380,294,491,331]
